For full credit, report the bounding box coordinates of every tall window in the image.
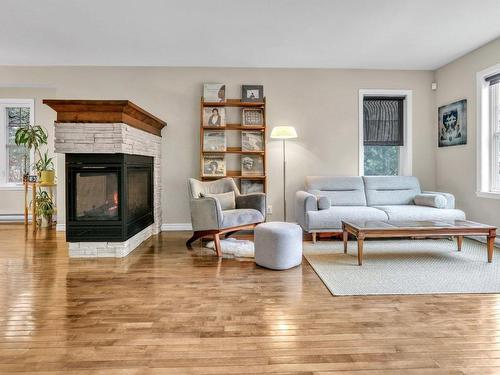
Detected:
[477,65,500,197]
[489,74,500,191]
[0,99,34,186]
[363,96,405,176]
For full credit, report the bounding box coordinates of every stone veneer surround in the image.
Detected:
[55,122,162,257]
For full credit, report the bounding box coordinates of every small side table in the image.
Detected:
[24,181,57,232]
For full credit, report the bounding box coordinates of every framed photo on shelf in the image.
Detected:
[241,180,264,194]
[203,83,226,103]
[241,155,264,176]
[242,131,264,151]
[203,107,226,127]
[203,131,226,152]
[202,155,226,177]
[241,85,263,102]
[242,108,263,126]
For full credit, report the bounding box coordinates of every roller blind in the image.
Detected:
[485,73,500,86]
[363,97,404,146]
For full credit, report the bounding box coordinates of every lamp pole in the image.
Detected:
[270,126,297,222]
[282,138,287,221]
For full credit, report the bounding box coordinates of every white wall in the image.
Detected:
[0,67,436,224]
[435,37,500,228]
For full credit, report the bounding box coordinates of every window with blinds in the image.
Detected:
[363,97,405,176]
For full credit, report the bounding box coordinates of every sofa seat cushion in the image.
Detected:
[307,206,388,230]
[221,208,264,229]
[372,205,466,221]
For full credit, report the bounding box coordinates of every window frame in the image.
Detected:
[0,99,35,190]
[476,64,500,199]
[358,89,413,176]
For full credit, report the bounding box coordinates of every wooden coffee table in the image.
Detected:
[341,220,497,266]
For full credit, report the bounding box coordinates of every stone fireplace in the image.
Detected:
[44,100,167,257]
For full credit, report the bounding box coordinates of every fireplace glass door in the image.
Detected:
[75,171,120,220]
[127,168,151,221]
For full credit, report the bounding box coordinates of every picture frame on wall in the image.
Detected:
[202,155,226,177]
[203,83,226,103]
[241,85,264,102]
[241,155,264,176]
[438,99,467,147]
[203,107,226,127]
[241,180,264,194]
[203,131,226,152]
[241,131,264,151]
[242,108,264,126]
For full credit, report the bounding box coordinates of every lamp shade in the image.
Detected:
[270,126,298,139]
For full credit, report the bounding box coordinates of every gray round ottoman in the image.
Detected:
[254,222,302,270]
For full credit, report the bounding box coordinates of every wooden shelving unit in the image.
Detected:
[200,97,267,192]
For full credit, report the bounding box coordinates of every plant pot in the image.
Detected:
[40,215,51,228]
[40,170,55,185]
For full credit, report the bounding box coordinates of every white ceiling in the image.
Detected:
[1,0,500,70]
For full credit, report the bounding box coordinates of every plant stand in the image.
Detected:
[24,181,57,232]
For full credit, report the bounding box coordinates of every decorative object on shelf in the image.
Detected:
[241,155,264,176]
[28,175,38,183]
[241,179,264,194]
[203,107,226,127]
[202,155,226,177]
[242,131,264,151]
[32,189,55,228]
[242,108,264,126]
[203,83,226,103]
[203,131,226,152]
[241,85,263,102]
[438,99,467,147]
[271,126,298,221]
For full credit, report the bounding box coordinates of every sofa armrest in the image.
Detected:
[189,197,223,231]
[422,191,456,209]
[296,191,317,231]
[236,193,266,217]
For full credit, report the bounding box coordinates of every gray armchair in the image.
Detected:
[186,177,266,256]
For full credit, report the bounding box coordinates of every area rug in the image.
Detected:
[205,238,254,258]
[303,238,500,296]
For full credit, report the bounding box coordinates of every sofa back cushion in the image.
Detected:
[363,176,421,206]
[306,176,367,206]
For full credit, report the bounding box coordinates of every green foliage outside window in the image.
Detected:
[364,145,399,176]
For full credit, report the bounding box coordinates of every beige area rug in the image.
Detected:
[303,238,500,296]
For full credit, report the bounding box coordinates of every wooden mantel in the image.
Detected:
[43,99,167,136]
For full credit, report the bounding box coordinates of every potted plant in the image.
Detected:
[14,124,55,183]
[32,190,55,228]
[35,151,55,184]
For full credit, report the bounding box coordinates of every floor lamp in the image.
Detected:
[270,126,298,221]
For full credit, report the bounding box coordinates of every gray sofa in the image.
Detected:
[296,176,465,241]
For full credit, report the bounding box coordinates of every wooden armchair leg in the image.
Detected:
[186,230,216,249]
[214,233,222,257]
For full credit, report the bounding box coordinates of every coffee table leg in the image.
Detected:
[457,236,463,252]
[487,230,496,263]
[357,236,364,266]
[343,229,348,254]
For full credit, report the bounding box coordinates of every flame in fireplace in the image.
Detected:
[113,191,118,206]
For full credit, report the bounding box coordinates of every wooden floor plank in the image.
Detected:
[0,225,499,373]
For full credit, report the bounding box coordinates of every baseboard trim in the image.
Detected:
[56,224,66,232]
[0,214,30,222]
[161,223,192,231]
